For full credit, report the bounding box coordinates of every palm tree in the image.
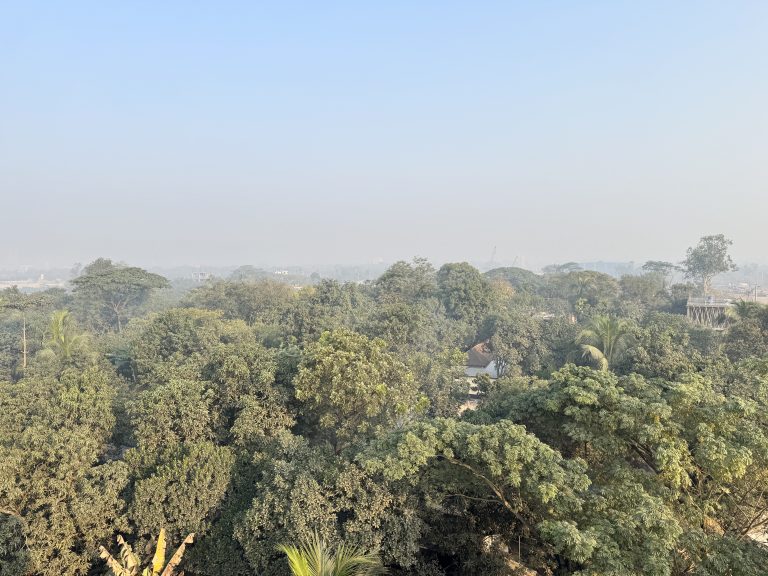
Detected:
[45,309,84,360]
[575,315,633,371]
[278,534,386,576]
[99,529,194,576]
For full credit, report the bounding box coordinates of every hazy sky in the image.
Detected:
[1,1,767,269]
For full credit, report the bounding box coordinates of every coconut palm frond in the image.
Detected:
[580,344,609,371]
[45,309,85,360]
[333,542,387,576]
[278,538,326,576]
[574,315,633,371]
[278,533,385,576]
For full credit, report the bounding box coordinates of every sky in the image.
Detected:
[1,1,767,270]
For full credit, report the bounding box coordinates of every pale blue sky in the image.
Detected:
[1,1,766,268]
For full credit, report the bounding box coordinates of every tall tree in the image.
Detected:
[484,266,545,294]
[72,259,169,332]
[681,235,737,295]
[542,262,583,275]
[576,315,633,371]
[0,289,53,373]
[485,309,547,377]
[294,329,426,453]
[641,260,679,289]
[436,262,492,322]
[374,257,436,305]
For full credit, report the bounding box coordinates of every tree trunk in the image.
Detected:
[21,314,27,370]
[112,302,123,333]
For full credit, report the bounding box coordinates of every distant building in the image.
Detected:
[192,272,212,282]
[465,341,500,378]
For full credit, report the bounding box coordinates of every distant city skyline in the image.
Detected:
[2,2,767,268]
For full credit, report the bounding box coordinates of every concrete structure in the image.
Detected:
[687,297,732,330]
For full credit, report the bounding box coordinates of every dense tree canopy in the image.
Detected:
[293,329,426,454]
[2,243,767,575]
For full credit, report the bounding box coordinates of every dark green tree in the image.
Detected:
[72,259,169,332]
[436,262,493,322]
[0,367,127,575]
[0,513,29,576]
[374,258,436,305]
[361,418,596,574]
[294,330,426,454]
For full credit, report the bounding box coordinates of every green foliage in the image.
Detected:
[294,330,427,453]
[682,235,737,295]
[290,281,372,341]
[361,418,594,573]
[363,301,439,354]
[72,258,169,332]
[374,258,436,305]
[184,279,297,327]
[3,249,768,575]
[723,302,768,362]
[278,533,386,576]
[43,309,89,364]
[618,273,668,316]
[545,270,619,318]
[129,442,235,543]
[129,378,215,457]
[476,364,768,574]
[642,261,680,289]
[0,367,127,575]
[576,315,634,370]
[406,348,466,417]
[126,308,266,388]
[0,287,67,379]
[229,265,270,282]
[235,433,421,575]
[619,313,702,379]
[0,513,29,576]
[543,262,583,275]
[484,266,545,294]
[436,262,492,322]
[484,308,548,376]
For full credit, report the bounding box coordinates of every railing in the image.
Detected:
[687,297,732,306]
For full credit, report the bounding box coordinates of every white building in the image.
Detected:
[464,341,500,378]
